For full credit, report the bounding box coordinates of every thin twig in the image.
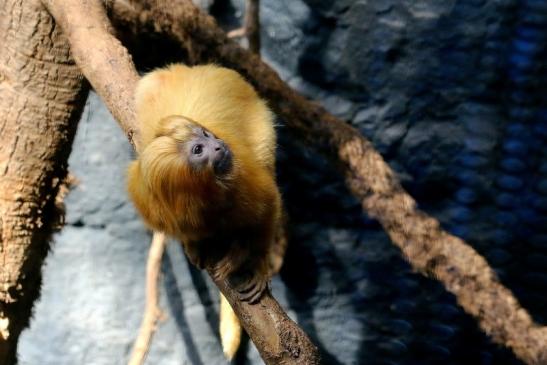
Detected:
[227,27,245,39]
[226,0,260,54]
[128,232,167,365]
[244,0,260,54]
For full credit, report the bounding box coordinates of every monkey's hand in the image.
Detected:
[229,268,269,303]
[212,251,270,304]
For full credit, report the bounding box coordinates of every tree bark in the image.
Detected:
[209,270,321,364]
[42,0,140,149]
[0,0,89,363]
[110,1,547,364]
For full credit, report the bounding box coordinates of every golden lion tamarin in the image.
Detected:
[127,64,284,359]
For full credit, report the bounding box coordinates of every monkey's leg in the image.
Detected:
[184,242,207,269]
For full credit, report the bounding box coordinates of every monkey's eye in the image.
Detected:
[192,144,203,155]
[202,129,210,138]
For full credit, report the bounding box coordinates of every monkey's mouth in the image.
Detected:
[213,149,233,176]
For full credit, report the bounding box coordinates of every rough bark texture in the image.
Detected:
[109,1,547,364]
[44,1,321,364]
[42,0,140,149]
[0,0,88,363]
[209,269,321,365]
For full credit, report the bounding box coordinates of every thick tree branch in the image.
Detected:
[128,232,167,365]
[0,0,88,362]
[43,1,321,364]
[109,1,547,364]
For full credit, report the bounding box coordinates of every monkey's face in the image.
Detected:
[184,126,233,177]
[143,116,234,194]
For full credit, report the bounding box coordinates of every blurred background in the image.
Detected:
[18,0,547,364]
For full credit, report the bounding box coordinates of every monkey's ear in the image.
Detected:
[155,115,194,139]
[154,116,180,138]
[153,127,170,139]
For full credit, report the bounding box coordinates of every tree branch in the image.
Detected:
[42,0,140,149]
[209,270,320,364]
[0,0,88,362]
[109,1,547,364]
[128,232,167,365]
[244,0,260,54]
[227,0,260,54]
[226,27,245,39]
[43,1,321,364]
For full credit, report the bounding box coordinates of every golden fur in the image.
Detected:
[127,64,282,360]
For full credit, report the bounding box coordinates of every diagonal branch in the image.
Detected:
[42,0,321,364]
[42,0,140,150]
[109,1,547,364]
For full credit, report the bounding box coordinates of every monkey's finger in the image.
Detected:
[239,286,259,302]
[238,278,268,303]
[237,275,258,294]
[247,281,267,303]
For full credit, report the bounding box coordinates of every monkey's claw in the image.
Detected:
[230,273,268,304]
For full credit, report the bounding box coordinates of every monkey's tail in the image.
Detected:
[220,293,242,360]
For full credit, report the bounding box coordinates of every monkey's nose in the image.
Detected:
[212,140,225,152]
[213,148,232,175]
